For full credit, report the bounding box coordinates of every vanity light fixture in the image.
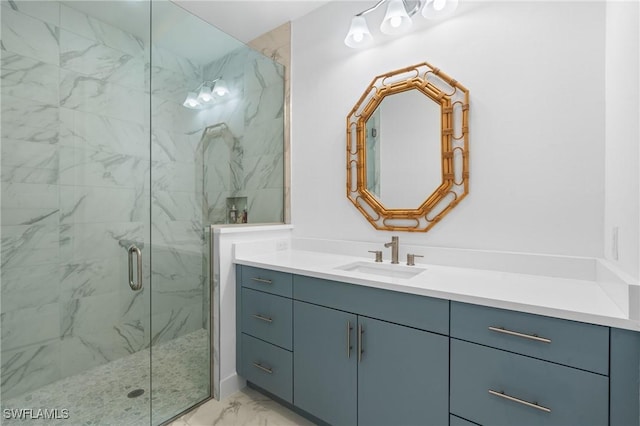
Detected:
[344,0,459,48]
[182,78,229,109]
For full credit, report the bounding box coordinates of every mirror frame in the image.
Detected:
[346,62,470,232]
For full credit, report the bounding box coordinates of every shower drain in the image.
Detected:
[127,389,145,398]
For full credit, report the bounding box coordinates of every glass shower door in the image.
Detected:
[1,1,153,424]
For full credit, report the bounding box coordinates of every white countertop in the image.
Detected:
[234,248,640,331]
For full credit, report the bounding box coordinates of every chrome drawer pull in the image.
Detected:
[488,326,551,344]
[253,362,273,374]
[489,390,551,413]
[250,277,272,284]
[252,314,273,323]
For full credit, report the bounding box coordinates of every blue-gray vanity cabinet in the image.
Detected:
[293,300,449,426]
[450,301,609,375]
[293,300,358,426]
[240,334,293,403]
[357,316,449,426]
[610,327,640,426]
[236,266,294,403]
[240,265,292,297]
[241,288,292,350]
[450,339,609,426]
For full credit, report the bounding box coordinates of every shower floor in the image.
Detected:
[1,329,210,426]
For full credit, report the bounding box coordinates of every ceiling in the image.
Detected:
[173,0,333,43]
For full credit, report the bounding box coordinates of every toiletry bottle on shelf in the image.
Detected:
[242,208,248,223]
[229,204,237,224]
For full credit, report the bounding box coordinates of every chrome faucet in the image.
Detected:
[384,236,399,264]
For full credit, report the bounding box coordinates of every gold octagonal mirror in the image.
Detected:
[347,62,469,232]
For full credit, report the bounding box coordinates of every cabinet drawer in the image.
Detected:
[241,334,292,403]
[450,415,481,426]
[451,302,609,374]
[293,275,449,335]
[450,339,608,426]
[241,288,292,350]
[240,265,292,298]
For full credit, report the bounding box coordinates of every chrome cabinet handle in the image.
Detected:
[253,362,273,374]
[128,245,142,291]
[252,314,273,323]
[250,277,272,284]
[347,321,353,358]
[489,389,551,413]
[358,324,364,362]
[488,326,551,344]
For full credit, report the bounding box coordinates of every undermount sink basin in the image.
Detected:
[335,261,426,279]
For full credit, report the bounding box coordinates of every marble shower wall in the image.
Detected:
[201,46,285,224]
[149,42,207,347]
[0,0,208,400]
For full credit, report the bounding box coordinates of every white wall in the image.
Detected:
[291,1,606,257]
[604,1,640,280]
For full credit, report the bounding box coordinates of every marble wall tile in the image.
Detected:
[1,4,59,65]
[152,246,205,283]
[241,119,284,157]
[3,0,60,27]
[1,340,61,399]
[244,51,285,96]
[151,45,200,81]
[60,29,145,91]
[152,96,207,134]
[59,107,148,159]
[150,304,203,346]
[1,182,59,220]
[151,65,201,104]
[59,146,149,189]
[1,52,59,104]
[59,221,145,265]
[152,279,205,313]
[61,292,120,337]
[1,262,59,297]
[153,129,200,164]
[59,4,145,57]
[245,188,284,224]
[1,303,59,350]
[59,69,147,125]
[152,191,200,223]
[152,160,198,193]
[59,319,147,378]
[152,221,204,254]
[244,85,284,128]
[1,223,59,269]
[60,186,146,224]
[1,139,58,173]
[1,207,59,228]
[1,124,58,145]
[60,257,121,301]
[1,94,59,131]
[0,166,57,185]
[241,154,284,191]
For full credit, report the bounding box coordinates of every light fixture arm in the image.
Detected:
[355,0,424,17]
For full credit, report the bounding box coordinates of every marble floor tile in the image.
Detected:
[170,387,315,426]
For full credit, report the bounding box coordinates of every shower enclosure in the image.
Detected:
[0,0,285,424]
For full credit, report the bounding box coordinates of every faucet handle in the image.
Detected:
[406,253,424,266]
[368,250,383,262]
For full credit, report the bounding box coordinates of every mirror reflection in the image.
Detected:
[365,90,442,209]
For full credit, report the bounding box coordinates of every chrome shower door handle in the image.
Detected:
[128,244,143,291]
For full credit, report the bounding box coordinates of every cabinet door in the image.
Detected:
[294,301,357,426]
[358,317,449,426]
